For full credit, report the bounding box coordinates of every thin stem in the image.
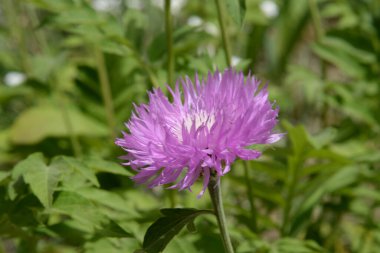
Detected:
[309,0,326,79]
[281,160,301,236]
[168,190,176,208]
[27,5,50,54]
[309,0,324,40]
[4,0,30,72]
[56,94,82,157]
[95,47,116,139]
[309,0,329,127]
[165,0,174,86]
[208,176,235,253]
[243,161,257,232]
[214,0,232,67]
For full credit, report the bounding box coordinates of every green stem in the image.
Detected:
[27,5,50,54]
[214,0,232,67]
[4,0,30,72]
[309,0,326,78]
[281,160,301,236]
[243,161,257,232]
[167,190,176,208]
[165,0,174,86]
[132,50,160,88]
[95,48,116,139]
[208,176,235,253]
[57,94,82,157]
[309,0,329,126]
[309,0,324,41]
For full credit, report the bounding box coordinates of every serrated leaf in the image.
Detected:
[53,191,106,232]
[11,153,61,208]
[52,156,99,187]
[75,187,136,216]
[141,208,213,253]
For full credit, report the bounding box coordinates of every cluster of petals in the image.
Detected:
[116,69,283,196]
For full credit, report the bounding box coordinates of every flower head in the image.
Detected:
[116,69,283,196]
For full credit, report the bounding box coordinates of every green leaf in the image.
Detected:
[141,208,213,253]
[0,86,33,104]
[164,238,199,253]
[0,172,10,183]
[52,156,100,187]
[52,191,106,232]
[12,153,60,208]
[28,53,67,82]
[75,187,137,216]
[186,220,197,233]
[223,0,246,26]
[92,220,133,239]
[9,105,108,145]
[282,121,314,155]
[83,157,132,177]
[273,238,326,253]
[295,166,360,222]
[311,38,366,79]
[268,0,310,78]
[84,238,140,253]
[52,7,104,26]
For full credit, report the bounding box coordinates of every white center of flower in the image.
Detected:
[184,110,215,131]
[166,110,216,142]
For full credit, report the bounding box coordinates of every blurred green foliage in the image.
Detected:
[0,0,379,252]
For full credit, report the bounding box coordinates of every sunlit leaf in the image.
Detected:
[10,105,108,145]
[12,153,60,208]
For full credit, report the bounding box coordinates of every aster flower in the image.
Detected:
[116,69,282,196]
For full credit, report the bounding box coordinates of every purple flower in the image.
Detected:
[116,69,283,196]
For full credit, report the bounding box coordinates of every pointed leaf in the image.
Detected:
[223,0,246,26]
[83,157,132,177]
[12,153,61,208]
[52,156,99,187]
[141,208,213,253]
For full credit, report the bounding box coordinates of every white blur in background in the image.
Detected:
[92,0,121,12]
[260,0,279,18]
[231,56,242,67]
[152,0,187,15]
[3,72,26,87]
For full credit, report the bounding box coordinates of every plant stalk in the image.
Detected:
[4,0,30,72]
[165,0,175,86]
[214,0,232,67]
[57,94,82,157]
[281,159,301,236]
[243,161,257,231]
[208,176,234,253]
[95,47,116,139]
